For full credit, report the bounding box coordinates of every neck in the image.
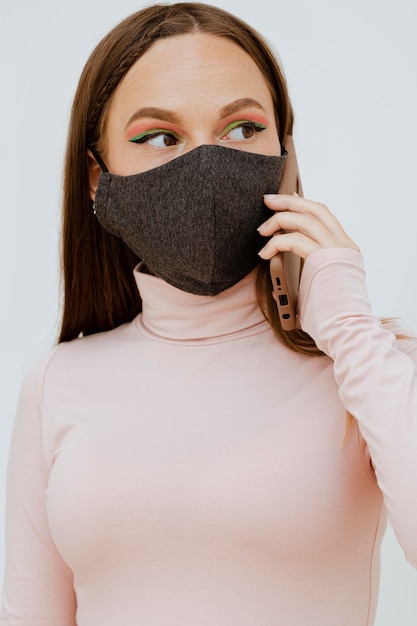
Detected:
[134,264,267,342]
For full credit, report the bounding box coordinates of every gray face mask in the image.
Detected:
[93,144,286,296]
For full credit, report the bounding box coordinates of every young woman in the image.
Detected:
[1,3,416,625]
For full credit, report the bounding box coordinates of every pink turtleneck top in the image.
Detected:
[1,248,417,626]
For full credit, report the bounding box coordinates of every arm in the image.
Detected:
[0,356,77,625]
[298,247,417,568]
[259,194,417,568]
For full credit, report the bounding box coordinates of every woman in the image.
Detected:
[1,3,416,625]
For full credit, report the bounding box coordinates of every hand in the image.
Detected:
[258,193,360,260]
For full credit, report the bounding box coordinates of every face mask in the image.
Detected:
[93,144,286,296]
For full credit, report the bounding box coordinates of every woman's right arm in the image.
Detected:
[0,356,77,625]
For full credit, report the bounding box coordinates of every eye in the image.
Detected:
[128,130,180,147]
[222,120,267,141]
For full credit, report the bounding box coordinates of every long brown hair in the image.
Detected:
[59,1,319,355]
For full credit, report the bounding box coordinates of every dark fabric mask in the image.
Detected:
[94,144,287,296]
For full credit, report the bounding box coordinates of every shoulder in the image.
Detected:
[54,317,139,360]
[21,318,140,396]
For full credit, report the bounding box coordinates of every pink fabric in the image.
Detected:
[1,249,416,625]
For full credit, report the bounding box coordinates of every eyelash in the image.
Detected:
[128,120,267,145]
[222,120,267,138]
[128,129,179,145]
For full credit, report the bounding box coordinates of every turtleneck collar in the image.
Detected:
[133,264,268,343]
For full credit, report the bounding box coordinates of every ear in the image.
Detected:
[87,148,102,201]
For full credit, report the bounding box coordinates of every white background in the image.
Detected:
[0,0,416,623]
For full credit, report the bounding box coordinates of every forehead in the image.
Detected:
[111,32,273,109]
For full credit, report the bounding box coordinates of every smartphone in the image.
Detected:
[269,136,302,331]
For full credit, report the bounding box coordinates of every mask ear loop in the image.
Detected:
[89,145,109,173]
[89,146,108,216]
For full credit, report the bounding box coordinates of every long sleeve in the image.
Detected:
[0,356,77,625]
[298,247,417,568]
[1,265,407,624]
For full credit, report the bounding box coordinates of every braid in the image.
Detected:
[87,46,148,146]
[85,5,204,146]
[87,75,121,145]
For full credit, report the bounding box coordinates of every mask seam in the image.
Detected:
[207,146,218,290]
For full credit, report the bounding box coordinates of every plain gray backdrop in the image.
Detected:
[1,0,416,623]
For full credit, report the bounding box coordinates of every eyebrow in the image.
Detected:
[218,97,267,119]
[125,107,181,129]
[124,98,267,130]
